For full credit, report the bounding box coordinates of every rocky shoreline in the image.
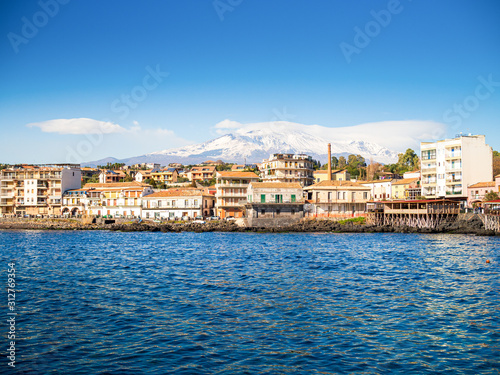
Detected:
[0,216,498,236]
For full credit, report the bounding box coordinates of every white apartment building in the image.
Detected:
[259,153,314,187]
[421,134,492,199]
[0,164,81,216]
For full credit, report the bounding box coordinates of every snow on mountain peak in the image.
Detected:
[146,120,399,164]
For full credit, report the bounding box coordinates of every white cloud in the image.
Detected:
[213,119,244,134]
[223,119,447,152]
[309,120,447,151]
[156,128,175,136]
[27,118,126,134]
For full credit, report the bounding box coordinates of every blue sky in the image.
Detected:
[1,0,499,163]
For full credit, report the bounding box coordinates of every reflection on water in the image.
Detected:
[1,231,499,374]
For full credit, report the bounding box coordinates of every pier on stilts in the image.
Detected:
[367,199,461,229]
[480,201,500,232]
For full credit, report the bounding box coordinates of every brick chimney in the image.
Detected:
[327,143,332,181]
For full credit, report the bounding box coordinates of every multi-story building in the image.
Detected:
[361,180,394,200]
[215,171,260,219]
[421,134,493,199]
[62,189,88,216]
[141,188,215,220]
[303,180,371,217]
[151,168,179,184]
[0,164,81,216]
[245,182,305,226]
[98,170,127,183]
[391,177,421,200]
[467,181,497,206]
[190,166,216,182]
[313,169,350,183]
[259,153,314,186]
[82,181,153,218]
[135,169,155,183]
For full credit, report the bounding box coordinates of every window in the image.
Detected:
[261,194,266,203]
[291,194,296,203]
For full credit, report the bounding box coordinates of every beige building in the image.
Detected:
[304,180,370,217]
[259,153,314,186]
[190,166,216,182]
[391,177,421,200]
[421,134,493,199]
[142,188,215,220]
[313,169,350,183]
[151,168,179,184]
[83,181,153,218]
[215,171,260,219]
[0,164,81,216]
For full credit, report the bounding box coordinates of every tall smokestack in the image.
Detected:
[327,143,332,181]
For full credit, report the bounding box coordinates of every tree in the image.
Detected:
[145,178,157,188]
[366,159,378,181]
[216,164,232,171]
[484,191,499,201]
[311,159,321,170]
[493,150,500,178]
[97,162,125,170]
[331,156,339,169]
[338,156,346,169]
[124,175,134,182]
[396,148,419,173]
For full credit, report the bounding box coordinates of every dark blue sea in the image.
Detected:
[1,231,499,374]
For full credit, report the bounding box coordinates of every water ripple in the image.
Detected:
[0,231,499,374]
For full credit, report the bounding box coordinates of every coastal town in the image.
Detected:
[1,133,499,231]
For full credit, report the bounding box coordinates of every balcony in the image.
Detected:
[421,169,437,175]
[218,193,246,198]
[422,180,436,186]
[0,190,14,197]
[446,190,463,196]
[445,152,462,160]
[217,183,249,189]
[446,179,462,185]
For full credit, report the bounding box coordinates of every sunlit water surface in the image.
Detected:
[1,231,499,374]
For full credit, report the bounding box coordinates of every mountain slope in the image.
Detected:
[87,121,399,166]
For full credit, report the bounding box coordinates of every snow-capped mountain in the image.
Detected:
[87,121,399,166]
